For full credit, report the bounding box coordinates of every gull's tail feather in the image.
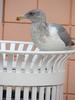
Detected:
[71,41,75,46]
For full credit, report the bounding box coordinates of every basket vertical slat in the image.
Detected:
[29,48,39,70]
[53,55,62,71]
[7,54,13,72]
[1,42,6,50]
[0,86,3,100]
[45,87,51,100]
[6,87,12,100]
[0,54,3,70]
[15,87,21,100]
[30,55,38,70]
[60,85,63,100]
[39,55,48,71]
[52,86,56,100]
[29,48,41,71]
[23,87,30,100]
[22,44,33,71]
[32,87,37,100]
[17,43,25,71]
[39,87,45,100]
[1,43,7,70]
[46,55,56,72]
[7,43,16,72]
[56,54,68,71]
[10,43,16,51]
[15,44,24,72]
[18,43,24,51]
[9,43,16,72]
[56,86,60,100]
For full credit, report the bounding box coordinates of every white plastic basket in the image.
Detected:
[0,40,75,100]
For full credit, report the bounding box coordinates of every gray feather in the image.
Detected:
[50,23,74,46]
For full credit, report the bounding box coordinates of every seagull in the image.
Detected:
[17,9,75,51]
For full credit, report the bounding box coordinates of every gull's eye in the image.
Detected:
[29,12,35,16]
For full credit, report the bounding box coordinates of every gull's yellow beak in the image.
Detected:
[16,16,25,21]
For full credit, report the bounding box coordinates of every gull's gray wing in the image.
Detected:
[50,23,74,46]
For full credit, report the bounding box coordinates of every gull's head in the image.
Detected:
[17,9,46,23]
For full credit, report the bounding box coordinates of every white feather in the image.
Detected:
[31,20,71,51]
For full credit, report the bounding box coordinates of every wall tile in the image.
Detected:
[72,0,75,25]
[4,23,31,41]
[39,0,70,24]
[5,0,37,22]
[68,95,75,100]
[64,62,68,93]
[0,24,3,39]
[64,95,67,100]
[71,27,75,38]
[70,53,75,60]
[69,27,75,59]
[70,54,75,60]
[68,61,75,93]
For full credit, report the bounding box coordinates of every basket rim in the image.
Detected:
[0,49,75,54]
[0,40,75,54]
